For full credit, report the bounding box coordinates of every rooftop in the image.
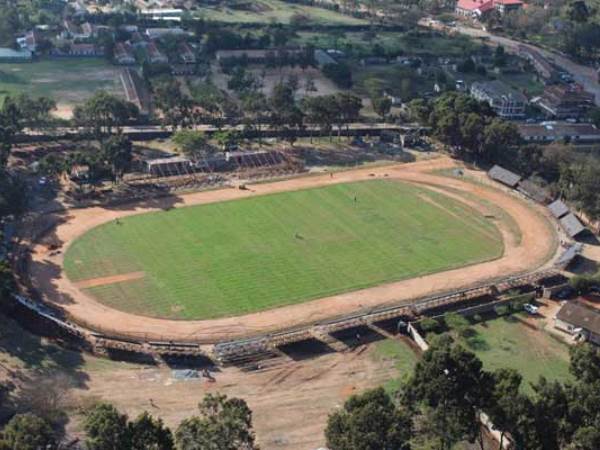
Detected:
[456,0,494,11]
[557,300,600,335]
[517,122,600,138]
[548,199,570,219]
[472,80,528,103]
[488,165,521,187]
[560,213,586,238]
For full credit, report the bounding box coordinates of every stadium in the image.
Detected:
[22,158,558,353]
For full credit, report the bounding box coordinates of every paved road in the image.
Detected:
[421,18,600,105]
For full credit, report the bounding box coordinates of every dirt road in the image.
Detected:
[27,157,557,342]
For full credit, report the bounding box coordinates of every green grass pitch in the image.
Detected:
[64,180,504,320]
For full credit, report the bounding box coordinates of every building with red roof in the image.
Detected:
[455,0,522,17]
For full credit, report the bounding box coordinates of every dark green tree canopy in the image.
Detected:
[325,387,412,450]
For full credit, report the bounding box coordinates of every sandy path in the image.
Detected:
[27,157,557,342]
[74,272,145,289]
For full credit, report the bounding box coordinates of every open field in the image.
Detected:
[193,0,366,25]
[433,314,572,391]
[64,179,503,320]
[0,58,125,117]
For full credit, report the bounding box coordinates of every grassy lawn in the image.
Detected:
[193,0,366,25]
[0,58,125,109]
[64,180,503,320]
[371,339,418,392]
[353,65,434,101]
[434,315,572,392]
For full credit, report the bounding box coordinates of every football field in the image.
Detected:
[64,180,503,320]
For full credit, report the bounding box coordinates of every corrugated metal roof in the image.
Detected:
[560,213,586,238]
[488,165,521,187]
[548,199,570,218]
[555,242,583,268]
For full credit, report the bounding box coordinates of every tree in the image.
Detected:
[302,95,337,141]
[172,129,210,159]
[569,344,600,384]
[322,62,352,88]
[130,412,174,450]
[4,93,56,130]
[101,134,133,181]
[493,45,507,67]
[84,403,131,450]
[371,96,392,121]
[486,368,538,450]
[568,1,590,23]
[213,130,240,152]
[153,79,195,130]
[481,118,521,162]
[73,91,139,137]
[402,337,491,450]
[325,387,412,450]
[0,97,23,167]
[407,98,431,123]
[15,372,72,429]
[0,413,56,450]
[175,393,257,450]
[241,92,270,145]
[335,93,362,137]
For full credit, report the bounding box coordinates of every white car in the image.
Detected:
[523,303,539,315]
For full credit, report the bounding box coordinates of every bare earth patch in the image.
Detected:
[74,272,145,289]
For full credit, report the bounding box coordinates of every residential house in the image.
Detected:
[455,0,495,18]
[314,49,337,68]
[470,80,528,119]
[114,42,136,65]
[147,42,168,64]
[179,42,196,64]
[555,300,600,345]
[71,43,104,56]
[493,0,523,14]
[61,20,92,40]
[535,84,595,119]
[455,0,522,17]
[19,30,42,52]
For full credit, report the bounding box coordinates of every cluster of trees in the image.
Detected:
[220,47,316,75]
[160,75,364,145]
[486,0,600,62]
[0,393,258,450]
[0,94,45,217]
[72,91,139,138]
[409,91,600,220]
[408,91,521,162]
[326,337,600,450]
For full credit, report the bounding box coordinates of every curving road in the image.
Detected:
[421,19,600,105]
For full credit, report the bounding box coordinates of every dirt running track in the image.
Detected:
[27,157,558,342]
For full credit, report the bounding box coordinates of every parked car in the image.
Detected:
[524,303,539,315]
